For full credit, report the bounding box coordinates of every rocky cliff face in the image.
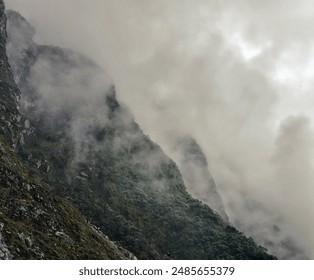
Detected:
[0,2,134,260]
[2,6,276,260]
[0,3,20,147]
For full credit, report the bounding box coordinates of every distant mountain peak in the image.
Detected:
[6,10,35,46]
[176,136,228,221]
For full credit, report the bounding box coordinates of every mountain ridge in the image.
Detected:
[1,4,276,260]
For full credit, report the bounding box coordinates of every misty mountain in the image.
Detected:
[1,5,275,259]
[0,2,134,260]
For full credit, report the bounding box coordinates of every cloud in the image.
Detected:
[5,0,314,259]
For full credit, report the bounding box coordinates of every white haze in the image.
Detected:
[5,0,314,259]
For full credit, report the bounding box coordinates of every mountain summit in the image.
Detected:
[0,2,275,260]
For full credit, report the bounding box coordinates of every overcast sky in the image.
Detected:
[6,0,314,259]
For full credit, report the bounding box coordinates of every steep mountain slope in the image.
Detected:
[0,136,134,260]
[5,8,275,259]
[0,2,133,260]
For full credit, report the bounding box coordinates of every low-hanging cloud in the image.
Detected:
[5,0,314,259]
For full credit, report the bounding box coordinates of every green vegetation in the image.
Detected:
[0,136,130,259]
